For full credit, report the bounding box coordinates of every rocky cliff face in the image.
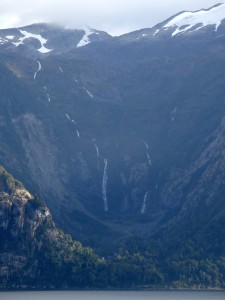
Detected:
[0,166,103,289]
[0,166,49,287]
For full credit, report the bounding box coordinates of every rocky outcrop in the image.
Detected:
[0,166,102,289]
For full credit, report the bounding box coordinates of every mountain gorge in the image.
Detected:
[1,3,225,288]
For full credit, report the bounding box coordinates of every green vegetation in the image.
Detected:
[0,165,225,290]
[0,166,23,194]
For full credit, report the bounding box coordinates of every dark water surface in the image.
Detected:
[0,291,224,299]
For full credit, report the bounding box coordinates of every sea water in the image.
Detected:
[0,290,224,299]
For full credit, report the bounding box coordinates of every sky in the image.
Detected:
[0,0,222,35]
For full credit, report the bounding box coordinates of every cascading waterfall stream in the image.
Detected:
[44,86,51,102]
[141,191,149,214]
[102,158,109,212]
[144,141,152,166]
[34,60,41,79]
[76,129,80,138]
[95,144,99,157]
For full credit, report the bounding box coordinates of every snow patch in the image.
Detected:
[77,27,94,48]
[0,37,7,44]
[153,29,160,36]
[164,4,225,36]
[13,30,52,53]
[6,35,14,40]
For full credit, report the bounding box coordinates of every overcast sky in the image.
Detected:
[0,0,222,35]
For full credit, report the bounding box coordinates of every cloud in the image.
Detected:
[0,0,221,35]
[0,13,21,29]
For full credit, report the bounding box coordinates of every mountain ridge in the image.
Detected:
[1,3,225,58]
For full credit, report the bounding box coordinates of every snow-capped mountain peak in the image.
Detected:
[0,23,112,57]
[163,3,225,36]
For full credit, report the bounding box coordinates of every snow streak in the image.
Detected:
[77,27,93,48]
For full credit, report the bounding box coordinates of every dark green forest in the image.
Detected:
[1,166,225,290]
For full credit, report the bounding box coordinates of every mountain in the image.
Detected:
[1,165,186,290]
[0,166,106,289]
[118,3,225,41]
[1,165,224,289]
[0,23,111,58]
[0,2,225,265]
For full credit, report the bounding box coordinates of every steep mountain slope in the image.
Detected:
[0,3,225,255]
[0,166,106,289]
[1,166,225,289]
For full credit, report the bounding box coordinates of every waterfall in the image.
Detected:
[102,158,108,212]
[144,141,152,166]
[146,152,152,166]
[76,129,80,138]
[34,60,41,79]
[95,144,99,157]
[141,191,149,214]
[144,142,149,150]
[46,93,51,102]
[83,87,94,98]
[43,86,51,102]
